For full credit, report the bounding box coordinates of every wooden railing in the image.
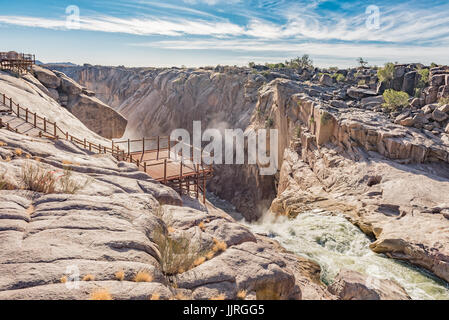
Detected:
[0,92,213,181]
[0,92,124,158]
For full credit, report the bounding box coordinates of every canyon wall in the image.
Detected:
[50,65,276,221]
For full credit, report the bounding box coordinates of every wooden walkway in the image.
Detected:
[0,92,213,203]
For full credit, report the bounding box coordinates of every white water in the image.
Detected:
[241,209,449,300]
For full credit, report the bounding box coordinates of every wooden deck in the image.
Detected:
[0,52,35,74]
[0,91,213,203]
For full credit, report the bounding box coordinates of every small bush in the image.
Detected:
[438,97,449,106]
[333,73,345,82]
[134,270,153,282]
[382,89,409,110]
[265,118,274,128]
[320,112,333,126]
[417,68,430,89]
[377,62,395,83]
[91,288,112,300]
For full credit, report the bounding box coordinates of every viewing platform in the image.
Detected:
[0,51,35,74]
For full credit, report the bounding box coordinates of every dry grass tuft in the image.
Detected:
[0,172,14,190]
[4,156,11,162]
[149,293,160,300]
[59,166,90,194]
[0,141,7,147]
[60,276,67,283]
[82,274,95,281]
[14,148,23,156]
[205,251,215,260]
[115,270,125,281]
[198,221,206,231]
[26,205,35,216]
[21,162,58,194]
[237,290,247,300]
[152,226,205,276]
[174,292,188,300]
[91,288,112,300]
[212,238,228,253]
[210,293,226,300]
[134,270,153,282]
[193,256,206,267]
[167,226,175,234]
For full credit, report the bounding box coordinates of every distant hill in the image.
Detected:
[40,62,78,67]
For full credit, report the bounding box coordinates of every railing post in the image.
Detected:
[142,137,145,154]
[179,161,183,196]
[157,136,160,160]
[127,139,130,156]
[9,98,12,111]
[25,108,28,123]
[66,132,69,140]
[34,112,36,127]
[17,104,19,117]
[99,144,101,153]
[54,122,57,137]
[43,117,46,132]
[196,164,199,199]
[2,94,5,105]
[89,142,92,151]
[164,159,167,183]
[144,162,147,173]
[168,136,171,158]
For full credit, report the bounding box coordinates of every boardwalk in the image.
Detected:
[0,92,213,203]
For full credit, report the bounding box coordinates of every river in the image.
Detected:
[209,195,449,300]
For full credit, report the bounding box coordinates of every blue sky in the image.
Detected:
[1,0,449,68]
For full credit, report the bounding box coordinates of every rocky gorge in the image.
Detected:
[1,60,449,300]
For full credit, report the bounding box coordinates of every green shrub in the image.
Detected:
[438,97,449,106]
[377,63,395,83]
[382,89,409,110]
[417,68,430,89]
[265,118,274,128]
[320,112,333,125]
[334,73,345,82]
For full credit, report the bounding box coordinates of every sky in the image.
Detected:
[0,0,449,68]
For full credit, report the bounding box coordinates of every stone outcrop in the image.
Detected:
[328,270,410,300]
[29,66,127,139]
